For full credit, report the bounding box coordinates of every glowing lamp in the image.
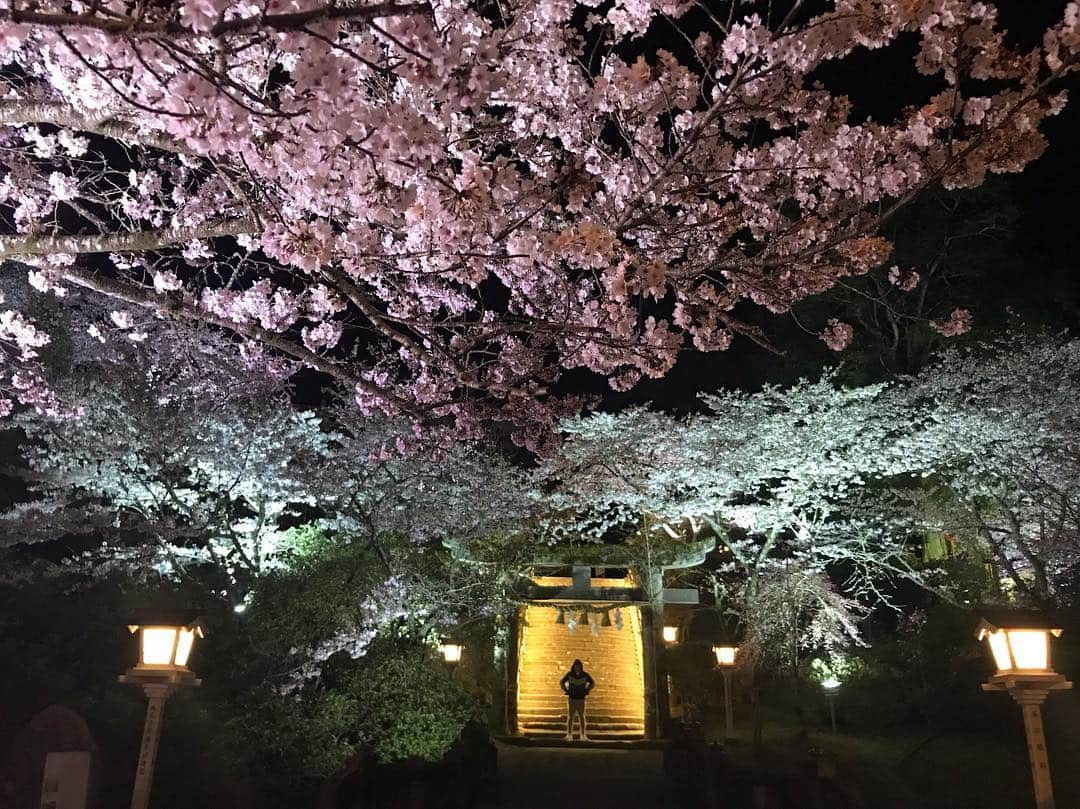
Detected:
[125,610,204,677]
[662,625,679,644]
[821,676,841,690]
[712,644,739,668]
[975,610,1072,809]
[440,643,463,664]
[975,614,1062,675]
[120,610,204,809]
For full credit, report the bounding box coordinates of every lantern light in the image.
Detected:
[975,614,1063,675]
[712,638,741,739]
[712,644,739,668]
[125,611,204,676]
[662,625,679,644]
[821,676,841,690]
[120,609,204,809]
[975,610,1073,809]
[440,643,463,664]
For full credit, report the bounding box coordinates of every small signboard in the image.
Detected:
[39,752,91,809]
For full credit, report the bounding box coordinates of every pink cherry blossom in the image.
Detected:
[0,0,1073,440]
[930,308,973,337]
[888,265,921,292]
[820,319,854,352]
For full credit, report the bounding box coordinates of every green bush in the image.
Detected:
[347,641,480,763]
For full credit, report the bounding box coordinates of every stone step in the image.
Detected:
[521,649,638,653]
[517,698,642,708]
[519,724,646,734]
[518,690,640,696]
[517,714,645,725]
[520,650,640,656]
[514,695,639,699]
[517,707,643,717]
[516,603,645,737]
[518,704,642,712]
[522,731,645,741]
[520,723,645,734]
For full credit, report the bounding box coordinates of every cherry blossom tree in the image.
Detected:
[0,324,536,692]
[0,319,533,594]
[538,373,939,607]
[0,0,1076,446]
[540,333,1080,617]
[0,324,328,579]
[796,183,1020,378]
[890,334,1080,606]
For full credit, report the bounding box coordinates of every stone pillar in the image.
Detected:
[130,683,175,809]
[721,669,734,740]
[641,605,659,739]
[983,675,1070,809]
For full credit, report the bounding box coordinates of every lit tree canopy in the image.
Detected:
[538,373,938,605]
[0,325,533,591]
[890,334,1080,605]
[1,0,1077,447]
[540,334,1080,610]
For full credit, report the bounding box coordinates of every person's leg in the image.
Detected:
[569,699,585,740]
[566,700,574,740]
[580,701,588,740]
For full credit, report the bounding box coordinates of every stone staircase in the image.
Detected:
[515,604,646,740]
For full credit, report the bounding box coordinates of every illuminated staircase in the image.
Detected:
[515,604,646,740]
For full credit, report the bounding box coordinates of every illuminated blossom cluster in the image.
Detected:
[930,308,974,337]
[820,318,854,352]
[888,265,921,292]
[537,336,1080,617]
[0,0,1076,443]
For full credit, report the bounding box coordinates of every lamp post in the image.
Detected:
[821,677,840,733]
[976,610,1072,809]
[120,610,204,809]
[712,644,739,740]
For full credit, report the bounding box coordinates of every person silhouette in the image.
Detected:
[560,659,595,740]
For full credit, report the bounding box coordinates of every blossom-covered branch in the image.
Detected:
[0,0,1077,447]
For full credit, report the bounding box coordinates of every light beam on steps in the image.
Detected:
[515,604,646,739]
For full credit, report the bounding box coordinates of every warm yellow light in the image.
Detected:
[516,604,645,737]
[979,625,1055,674]
[174,628,197,667]
[713,645,738,667]
[141,627,179,666]
[440,643,463,664]
[986,630,1014,672]
[662,626,678,644]
[1008,630,1050,670]
[130,622,203,670]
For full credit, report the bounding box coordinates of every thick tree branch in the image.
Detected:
[46,262,422,417]
[0,218,257,258]
[0,100,194,155]
[4,1,431,38]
